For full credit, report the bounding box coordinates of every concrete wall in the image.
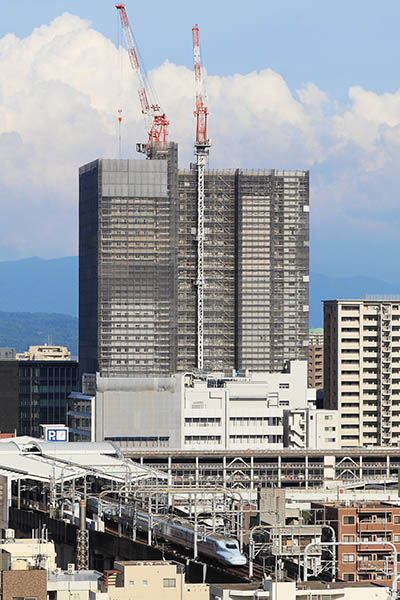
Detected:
[95,375,183,447]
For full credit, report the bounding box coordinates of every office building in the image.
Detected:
[71,360,321,450]
[324,299,400,447]
[283,407,339,449]
[308,328,323,390]
[79,144,309,378]
[18,360,78,436]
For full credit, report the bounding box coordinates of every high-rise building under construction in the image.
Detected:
[79,144,309,377]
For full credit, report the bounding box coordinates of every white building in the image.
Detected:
[284,408,339,449]
[0,531,57,571]
[70,360,338,451]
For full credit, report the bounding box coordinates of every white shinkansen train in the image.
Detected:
[86,497,246,566]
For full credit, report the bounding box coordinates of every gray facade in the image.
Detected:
[79,144,309,377]
[79,145,178,377]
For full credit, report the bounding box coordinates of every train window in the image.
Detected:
[163,578,176,588]
[226,543,238,549]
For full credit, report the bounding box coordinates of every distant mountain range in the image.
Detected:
[0,311,78,355]
[0,256,399,353]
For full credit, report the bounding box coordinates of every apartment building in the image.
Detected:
[324,299,400,447]
[94,561,208,600]
[308,328,323,390]
[313,501,400,588]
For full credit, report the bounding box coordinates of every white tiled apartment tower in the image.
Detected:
[324,298,400,447]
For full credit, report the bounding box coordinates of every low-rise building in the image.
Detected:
[312,501,400,587]
[0,531,57,571]
[93,561,208,600]
[48,569,103,600]
[17,344,71,361]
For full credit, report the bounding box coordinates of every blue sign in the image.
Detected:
[46,428,68,442]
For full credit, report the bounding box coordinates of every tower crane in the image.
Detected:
[192,25,211,371]
[116,4,169,156]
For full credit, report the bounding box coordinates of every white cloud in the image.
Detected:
[1,12,400,270]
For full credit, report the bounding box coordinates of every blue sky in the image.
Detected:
[4,0,400,100]
[1,1,400,282]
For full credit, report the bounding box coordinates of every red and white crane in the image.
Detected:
[116,3,169,155]
[192,24,211,371]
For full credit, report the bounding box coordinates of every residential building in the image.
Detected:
[17,344,71,360]
[312,501,400,588]
[94,561,208,600]
[308,328,323,390]
[324,298,400,447]
[75,360,317,450]
[18,360,78,436]
[79,145,309,378]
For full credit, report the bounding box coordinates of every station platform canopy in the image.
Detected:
[0,437,166,485]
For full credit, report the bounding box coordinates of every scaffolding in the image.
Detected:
[79,153,309,376]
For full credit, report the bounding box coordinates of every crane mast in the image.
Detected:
[116,4,169,155]
[192,25,211,372]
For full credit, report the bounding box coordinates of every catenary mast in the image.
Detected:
[192,25,211,371]
[116,4,169,156]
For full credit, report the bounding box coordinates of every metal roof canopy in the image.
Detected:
[0,437,166,485]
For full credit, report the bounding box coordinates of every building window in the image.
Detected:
[343,554,355,562]
[394,516,400,524]
[163,578,176,588]
[343,535,355,542]
[394,535,400,543]
[343,516,355,524]
[343,573,355,582]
